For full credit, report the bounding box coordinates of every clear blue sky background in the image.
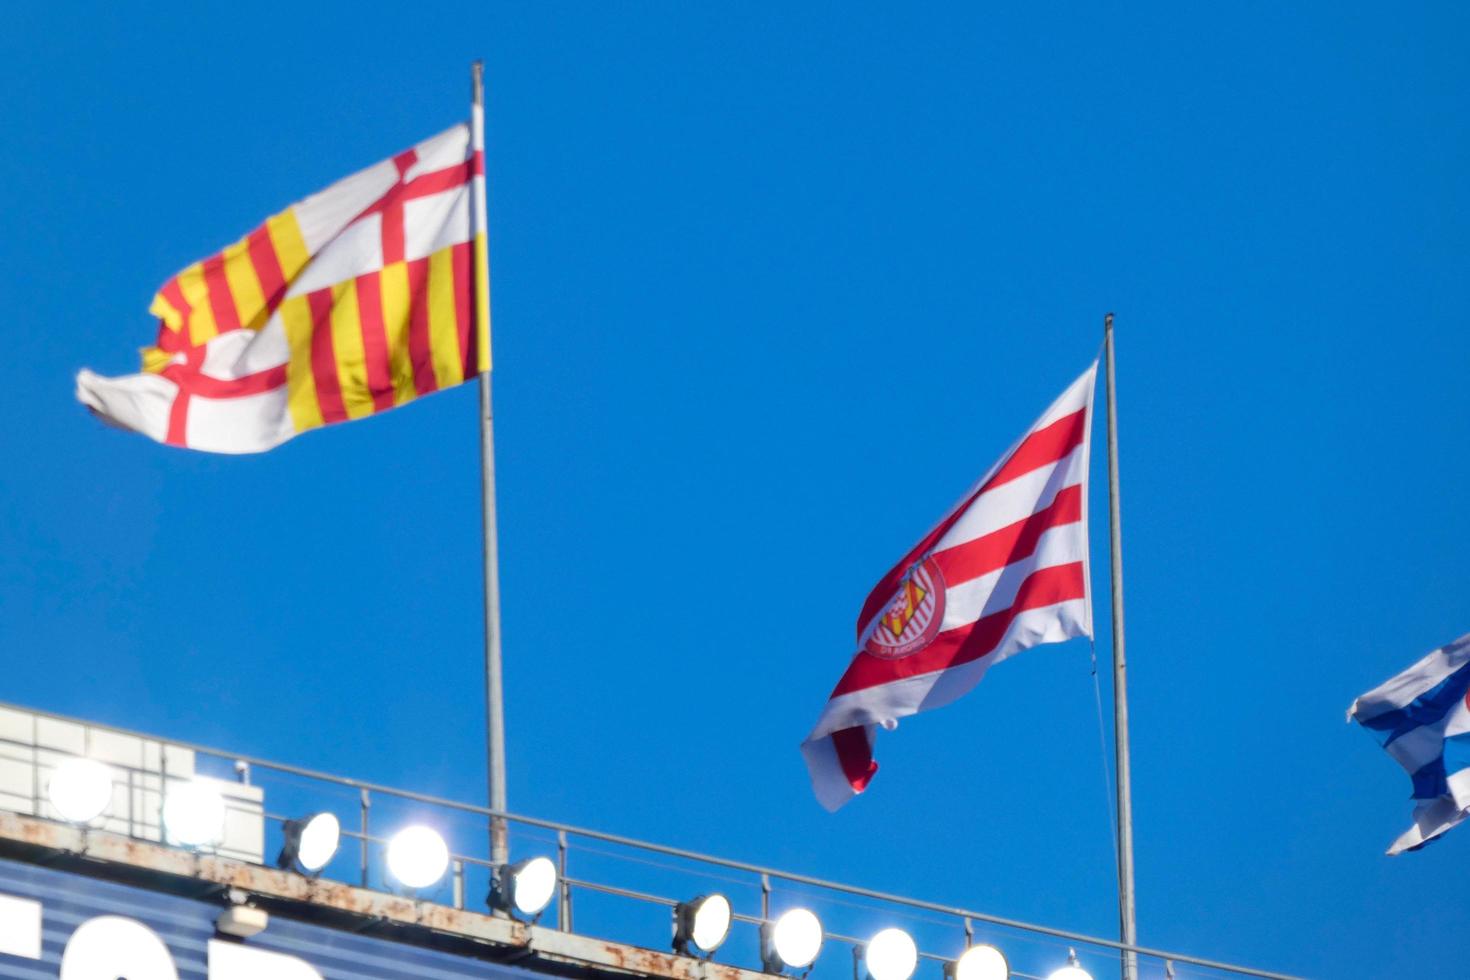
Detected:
[2,3,1467,977]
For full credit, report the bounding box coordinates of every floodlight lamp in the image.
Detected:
[864,928,918,980]
[762,907,823,973]
[386,825,450,889]
[276,811,340,874]
[674,893,732,956]
[1045,952,1092,980]
[47,758,113,824]
[952,944,1009,980]
[162,781,226,848]
[492,855,558,918]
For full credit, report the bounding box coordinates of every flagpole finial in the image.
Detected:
[1104,311,1115,332]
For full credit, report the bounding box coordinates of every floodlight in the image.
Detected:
[492,855,558,918]
[864,928,918,980]
[276,812,340,874]
[762,907,823,972]
[46,758,113,824]
[162,781,226,848]
[952,944,1009,980]
[674,893,732,955]
[386,825,450,889]
[1045,968,1091,980]
[1045,952,1092,980]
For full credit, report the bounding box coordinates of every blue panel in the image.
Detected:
[0,857,553,980]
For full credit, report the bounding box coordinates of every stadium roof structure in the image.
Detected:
[0,700,1293,980]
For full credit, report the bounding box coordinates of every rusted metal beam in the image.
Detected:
[0,812,766,980]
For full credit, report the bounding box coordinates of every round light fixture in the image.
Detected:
[674,893,732,955]
[1046,966,1092,980]
[865,928,918,980]
[953,944,1009,980]
[386,825,450,889]
[506,855,558,916]
[162,781,226,848]
[279,811,340,873]
[768,907,823,971]
[47,758,113,824]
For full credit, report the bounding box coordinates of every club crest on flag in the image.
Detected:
[864,559,946,660]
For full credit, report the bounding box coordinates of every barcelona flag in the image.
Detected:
[77,118,489,453]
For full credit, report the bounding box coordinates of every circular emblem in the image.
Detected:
[864,558,946,660]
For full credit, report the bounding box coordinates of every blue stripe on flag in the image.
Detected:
[1442,730,1470,783]
[1408,730,1470,800]
[1358,659,1470,747]
[1411,757,1447,799]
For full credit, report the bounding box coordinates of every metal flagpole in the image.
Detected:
[471,60,509,870]
[1103,312,1138,980]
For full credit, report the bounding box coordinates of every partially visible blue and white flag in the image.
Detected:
[1348,632,1470,854]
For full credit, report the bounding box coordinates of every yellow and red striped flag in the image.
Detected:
[77,119,489,453]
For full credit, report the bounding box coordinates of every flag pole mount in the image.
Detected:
[1104,312,1138,980]
[471,59,509,871]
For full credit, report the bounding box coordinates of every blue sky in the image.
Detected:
[1,2,1468,977]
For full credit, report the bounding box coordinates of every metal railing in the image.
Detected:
[0,700,1299,980]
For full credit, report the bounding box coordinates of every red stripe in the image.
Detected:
[381,204,405,265]
[385,151,420,262]
[854,408,1088,638]
[452,240,476,376]
[163,348,204,446]
[165,394,189,446]
[405,257,436,395]
[402,160,476,201]
[834,562,1087,697]
[984,408,1088,494]
[355,274,395,412]
[930,484,1083,588]
[831,727,877,793]
[156,280,193,353]
[201,254,242,334]
[247,226,288,314]
[160,364,287,398]
[307,289,348,423]
[351,160,477,224]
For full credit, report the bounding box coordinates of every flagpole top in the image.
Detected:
[1104,311,1115,332]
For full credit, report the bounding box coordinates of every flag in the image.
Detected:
[76,119,488,453]
[801,364,1097,810]
[1348,632,1470,854]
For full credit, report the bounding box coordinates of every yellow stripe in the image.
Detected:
[427,247,464,389]
[379,262,416,406]
[173,262,218,346]
[220,236,268,331]
[267,210,310,283]
[149,290,184,332]
[474,230,491,373]
[139,346,172,374]
[278,295,325,432]
[330,279,374,420]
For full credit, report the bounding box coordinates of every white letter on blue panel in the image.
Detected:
[60,915,180,979]
[0,894,42,959]
[209,939,324,980]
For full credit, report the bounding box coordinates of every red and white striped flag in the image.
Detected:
[801,364,1097,810]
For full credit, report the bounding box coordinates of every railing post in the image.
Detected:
[761,873,771,921]
[30,716,39,818]
[558,830,572,932]
[359,788,371,888]
[453,860,465,909]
